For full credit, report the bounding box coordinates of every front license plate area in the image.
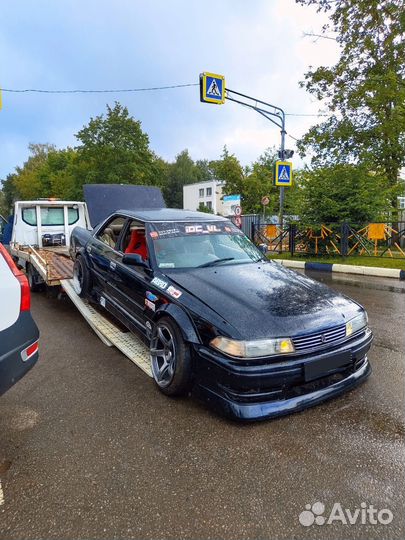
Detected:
[304,351,352,382]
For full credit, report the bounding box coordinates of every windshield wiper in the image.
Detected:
[198,257,235,268]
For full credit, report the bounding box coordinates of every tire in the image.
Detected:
[27,263,43,292]
[150,317,192,397]
[72,255,92,298]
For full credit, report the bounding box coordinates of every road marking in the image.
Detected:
[0,479,4,505]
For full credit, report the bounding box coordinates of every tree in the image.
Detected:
[43,148,78,200]
[1,174,20,213]
[298,164,394,224]
[194,159,214,182]
[163,150,199,208]
[12,143,56,200]
[210,146,245,197]
[296,0,405,207]
[74,102,157,193]
[1,144,80,203]
[211,146,301,216]
[0,189,7,216]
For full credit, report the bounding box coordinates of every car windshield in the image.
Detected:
[148,221,265,269]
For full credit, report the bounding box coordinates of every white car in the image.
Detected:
[0,243,39,395]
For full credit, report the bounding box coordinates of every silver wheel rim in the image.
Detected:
[72,262,83,295]
[150,324,176,388]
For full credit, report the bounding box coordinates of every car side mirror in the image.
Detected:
[122,253,151,272]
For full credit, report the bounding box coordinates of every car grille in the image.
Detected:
[292,325,347,352]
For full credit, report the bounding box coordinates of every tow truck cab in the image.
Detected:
[11,200,91,250]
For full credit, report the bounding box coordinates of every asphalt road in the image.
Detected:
[0,271,404,540]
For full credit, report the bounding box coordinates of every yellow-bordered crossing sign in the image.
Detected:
[200,72,226,104]
[274,161,293,187]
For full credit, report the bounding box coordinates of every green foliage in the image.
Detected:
[0,190,7,217]
[194,159,214,182]
[163,150,200,208]
[1,173,20,213]
[211,146,300,216]
[298,164,394,224]
[243,148,278,214]
[0,144,79,205]
[74,102,157,194]
[296,0,405,205]
[12,143,56,200]
[210,146,245,197]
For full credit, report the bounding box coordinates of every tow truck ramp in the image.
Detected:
[60,279,152,377]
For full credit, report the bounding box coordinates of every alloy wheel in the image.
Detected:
[72,261,83,295]
[150,324,177,388]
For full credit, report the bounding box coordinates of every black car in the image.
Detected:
[69,204,372,421]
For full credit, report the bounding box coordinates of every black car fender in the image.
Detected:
[153,303,201,344]
[70,226,92,260]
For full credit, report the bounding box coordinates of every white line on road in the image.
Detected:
[0,479,4,505]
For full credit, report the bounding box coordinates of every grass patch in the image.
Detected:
[268,253,405,270]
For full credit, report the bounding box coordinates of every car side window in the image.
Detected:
[96,216,126,249]
[121,220,148,260]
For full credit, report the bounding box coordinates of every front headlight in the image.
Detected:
[209,336,295,358]
[346,311,368,337]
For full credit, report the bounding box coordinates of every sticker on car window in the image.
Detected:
[184,224,222,234]
[145,299,156,311]
[167,285,182,299]
[149,221,243,239]
[151,277,168,289]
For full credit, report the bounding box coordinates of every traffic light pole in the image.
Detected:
[279,121,286,235]
[225,88,287,243]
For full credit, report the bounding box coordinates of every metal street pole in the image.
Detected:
[222,87,288,251]
[279,116,286,252]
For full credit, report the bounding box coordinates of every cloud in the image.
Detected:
[0,0,339,179]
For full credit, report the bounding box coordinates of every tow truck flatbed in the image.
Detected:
[61,279,152,377]
[10,244,74,286]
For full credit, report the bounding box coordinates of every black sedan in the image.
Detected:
[70,208,372,420]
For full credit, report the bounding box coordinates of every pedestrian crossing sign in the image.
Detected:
[274,161,293,187]
[200,72,226,104]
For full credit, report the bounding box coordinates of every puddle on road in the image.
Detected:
[302,270,405,293]
[334,406,405,442]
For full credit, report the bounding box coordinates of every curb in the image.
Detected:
[275,259,405,280]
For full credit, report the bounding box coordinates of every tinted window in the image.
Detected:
[22,207,79,226]
[148,221,264,269]
[22,208,37,225]
[97,216,126,249]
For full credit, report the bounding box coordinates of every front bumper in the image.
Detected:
[192,328,373,421]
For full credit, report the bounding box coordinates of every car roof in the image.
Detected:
[115,208,229,222]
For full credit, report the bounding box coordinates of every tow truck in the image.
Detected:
[9,199,90,291]
[8,186,165,378]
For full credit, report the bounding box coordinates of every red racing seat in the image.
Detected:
[125,230,148,260]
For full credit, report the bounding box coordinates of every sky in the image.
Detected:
[0,0,339,180]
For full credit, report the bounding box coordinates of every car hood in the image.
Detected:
[168,261,361,340]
